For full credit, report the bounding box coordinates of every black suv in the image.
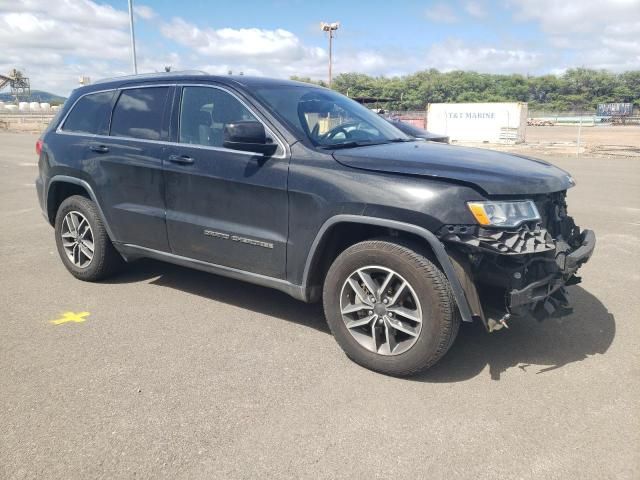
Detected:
[36,72,595,376]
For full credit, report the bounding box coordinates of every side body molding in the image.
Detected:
[46,175,117,242]
[301,215,475,323]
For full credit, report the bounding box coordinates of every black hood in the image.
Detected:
[333,141,574,195]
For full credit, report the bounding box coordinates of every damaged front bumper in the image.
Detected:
[506,229,595,322]
[439,193,596,332]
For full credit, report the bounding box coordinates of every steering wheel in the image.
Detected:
[319,121,360,142]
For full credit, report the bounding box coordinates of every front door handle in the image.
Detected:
[168,154,195,165]
[90,144,109,153]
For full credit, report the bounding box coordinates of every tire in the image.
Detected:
[54,195,123,281]
[323,239,460,376]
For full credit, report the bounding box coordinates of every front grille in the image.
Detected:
[533,191,581,245]
[438,223,554,254]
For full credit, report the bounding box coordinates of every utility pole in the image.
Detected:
[128,0,138,74]
[321,22,339,87]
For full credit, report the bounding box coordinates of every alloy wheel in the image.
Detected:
[339,266,423,355]
[60,211,94,268]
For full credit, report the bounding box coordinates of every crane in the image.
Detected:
[0,69,31,103]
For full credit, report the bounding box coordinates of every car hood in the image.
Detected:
[332,141,574,195]
[417,132,449,142]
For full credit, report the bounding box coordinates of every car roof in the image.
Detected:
[75,71,319,96]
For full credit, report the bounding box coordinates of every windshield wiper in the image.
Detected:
[387,138,416,143]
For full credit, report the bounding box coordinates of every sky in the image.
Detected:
[1,0,639,96]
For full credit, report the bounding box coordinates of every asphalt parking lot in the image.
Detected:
[1,131,638,479]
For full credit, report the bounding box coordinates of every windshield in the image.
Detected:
[253,85,412,148]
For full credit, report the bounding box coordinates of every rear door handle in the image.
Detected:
[168,154,195,165]
[90,144,109,153]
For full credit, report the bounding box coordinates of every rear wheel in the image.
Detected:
[54,195,123,281]
[323,239,459,376]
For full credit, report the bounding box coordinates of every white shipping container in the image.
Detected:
[29,102,41,111]
[18,102,29,111]
[40,102,51,110]
[5,105,18,111]
[427,102,527,144]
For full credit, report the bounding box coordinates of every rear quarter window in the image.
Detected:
[61,91,115,135]
[110,87,169,140]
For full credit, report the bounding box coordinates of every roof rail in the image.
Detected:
[92,70,209,85]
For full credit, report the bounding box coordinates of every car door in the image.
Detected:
[95,85,173,251]
[163,85,289,279]
[51,89,117,192]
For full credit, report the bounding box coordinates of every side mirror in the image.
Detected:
[223,121,277,155]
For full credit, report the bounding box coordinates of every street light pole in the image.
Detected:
[128,0,138,74]
[321,22,339,87]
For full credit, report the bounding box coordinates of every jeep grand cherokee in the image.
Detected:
[36,72,595,376]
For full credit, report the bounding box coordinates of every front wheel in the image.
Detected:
[323,240,459,376]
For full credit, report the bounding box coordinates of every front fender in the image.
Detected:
[301,214,475,323]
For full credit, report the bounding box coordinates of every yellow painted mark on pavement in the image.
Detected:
[50,312,90,325]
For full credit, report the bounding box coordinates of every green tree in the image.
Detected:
[290,68,640,111]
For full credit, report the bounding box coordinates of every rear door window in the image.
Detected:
[110,87,169,140]
[61,91,115,135]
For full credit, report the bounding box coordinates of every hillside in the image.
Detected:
[0,90,66,105]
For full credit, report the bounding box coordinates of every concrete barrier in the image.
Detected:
[0,112,56,133]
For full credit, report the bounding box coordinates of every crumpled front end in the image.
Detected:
[438,191,596,331]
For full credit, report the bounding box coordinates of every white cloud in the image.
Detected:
[0,0,128,29]
[508,0,640,71]
[0,0,637,97]
[424,3,459,23]
[464,1,487,18]
[0,0,133,94]
[0,11,130,59]
[158,17,331,78]
[509,0,638,34]
[157,17,419,80]
[134,4,156,20]
[160,17,325,62]
[424,39,544,73]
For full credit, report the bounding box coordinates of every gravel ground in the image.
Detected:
[1,131,638,479]
[475,125,640,158]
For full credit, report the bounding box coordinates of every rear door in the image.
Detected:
[163,85,289,278]
[50,89,117,190]
[96,85,173,251]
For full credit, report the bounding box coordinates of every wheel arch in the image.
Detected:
[301,215,474,322]
[46,176,116,241]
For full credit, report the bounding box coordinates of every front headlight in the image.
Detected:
[467,200,540,227]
